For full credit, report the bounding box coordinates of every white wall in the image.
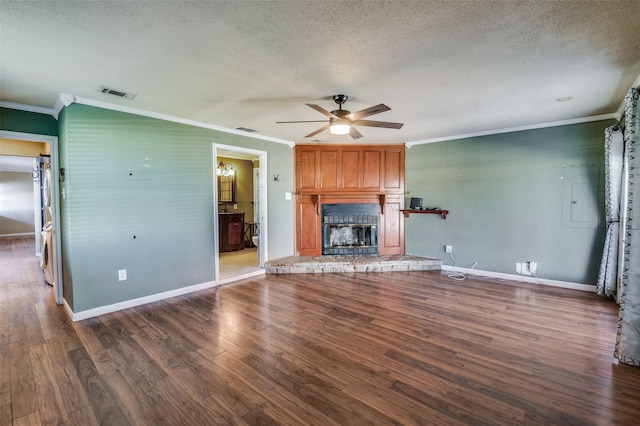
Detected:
[0,170,35,236]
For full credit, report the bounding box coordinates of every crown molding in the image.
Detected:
[53,94,74,119]
[0,101,56,117]
[60,94,295,147]
[406,113,618,148]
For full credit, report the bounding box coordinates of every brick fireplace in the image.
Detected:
[322,203,380,255]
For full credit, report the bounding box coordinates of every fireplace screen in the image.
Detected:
[322,204,379,255]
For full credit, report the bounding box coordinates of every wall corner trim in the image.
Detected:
[53,93,76,119]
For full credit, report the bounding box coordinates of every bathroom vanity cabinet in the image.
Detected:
[219,212,245,252]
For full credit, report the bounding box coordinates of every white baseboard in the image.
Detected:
[67,269,266,322]
[64,265,592,322]
[69,280,220,321]
[218,269,265,285]
[1,232,35,238]
[440,265,596,292]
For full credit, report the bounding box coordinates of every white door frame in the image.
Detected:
[1,130,63,305]
[212,143,268,280]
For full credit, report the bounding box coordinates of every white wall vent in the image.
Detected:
[99,86,136,100]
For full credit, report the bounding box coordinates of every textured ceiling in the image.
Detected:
[1,0,639,144]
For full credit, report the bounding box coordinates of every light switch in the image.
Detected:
[285,192,292,200]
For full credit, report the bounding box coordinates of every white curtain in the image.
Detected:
[614,86,640,367]
[597,126,624,297]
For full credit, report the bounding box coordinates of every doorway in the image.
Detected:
[213,144,267,282]
[0,131,63,304]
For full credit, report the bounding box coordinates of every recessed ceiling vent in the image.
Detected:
[235,126,258,133]
[99,86,136,100]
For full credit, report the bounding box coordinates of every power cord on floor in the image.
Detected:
[447,249,477,281]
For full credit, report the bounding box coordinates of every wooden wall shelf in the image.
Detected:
[401,209,449,219]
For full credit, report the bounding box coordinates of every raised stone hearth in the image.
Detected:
[265,254,441,274]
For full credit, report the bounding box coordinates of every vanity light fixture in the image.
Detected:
[217,162,234,176]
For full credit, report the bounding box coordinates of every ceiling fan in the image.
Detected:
[277,94,404,140]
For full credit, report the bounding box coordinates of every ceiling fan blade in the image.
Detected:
[352,119,404,129]
[276,120,329,124]
[306,103,340,119]
[349,127,363,139]
[346,103,391,120]
[304,124,331,138]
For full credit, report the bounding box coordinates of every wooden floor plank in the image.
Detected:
[9,341,36,421]
[66,405,99,426]
[67,347,129,425]
[2,236,640,425]
[28,343,68,426]
[206,350,342,426]
[11,411,40,426]
[36,338,90,415]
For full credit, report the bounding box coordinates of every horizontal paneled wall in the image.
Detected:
[59,104,294,312]
[405,120,612,285]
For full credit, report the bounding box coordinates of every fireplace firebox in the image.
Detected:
[322,203,379,255]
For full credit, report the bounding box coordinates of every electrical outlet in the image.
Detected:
[516,261,536,276]
[445,245,452,253]
[118,269,127,281]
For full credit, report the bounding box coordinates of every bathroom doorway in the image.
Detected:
[213,144,267,282]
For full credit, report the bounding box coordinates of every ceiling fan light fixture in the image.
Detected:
[277,94,403,140]
[329,108,351,135]
[330,122,350,135]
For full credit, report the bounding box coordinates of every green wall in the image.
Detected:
[405,120,612,285]
[0,107,58,136]
[59,104,293,312]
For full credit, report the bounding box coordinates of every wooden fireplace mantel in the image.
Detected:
[295,144,405,256]
[300,192,388,215]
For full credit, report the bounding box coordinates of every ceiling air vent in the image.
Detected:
[235,126,258,133]
[99,86,136,100]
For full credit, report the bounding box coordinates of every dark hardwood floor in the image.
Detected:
[2,236,640,425]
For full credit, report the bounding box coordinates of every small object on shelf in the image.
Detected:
[410,197,423,209]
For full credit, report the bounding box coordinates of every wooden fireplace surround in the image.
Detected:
[295,144,405,256]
